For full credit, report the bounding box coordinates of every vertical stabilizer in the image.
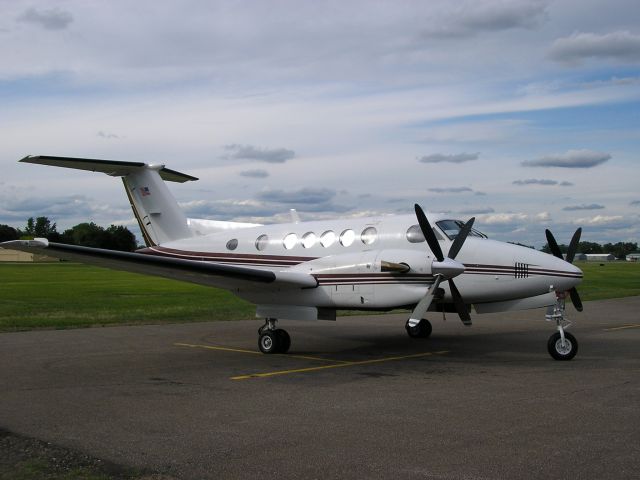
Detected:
[19,155,198,246]
[122,166,192,245]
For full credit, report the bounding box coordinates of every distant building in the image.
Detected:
[0,248,33,262]
[626,252,640,262]
[566,253,587,261]
[585,253,616,262]
[0,248,56,262]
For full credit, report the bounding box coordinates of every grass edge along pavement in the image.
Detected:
[1,261,639,331]
[0,428,174,480]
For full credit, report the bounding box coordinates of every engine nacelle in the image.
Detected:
[290,249,431,276]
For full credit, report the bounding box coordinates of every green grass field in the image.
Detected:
[1,261,639,331]
[0,263,254,331]
[574,261,640,301]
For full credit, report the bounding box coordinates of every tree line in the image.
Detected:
[0,216,137,252]
[539,241,637,259]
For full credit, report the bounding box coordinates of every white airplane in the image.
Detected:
[4,155,584,360]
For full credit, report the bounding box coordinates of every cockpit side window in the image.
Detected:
[436,220,487,240]
[406,224,445,243]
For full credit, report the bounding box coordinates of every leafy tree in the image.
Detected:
[22,216,62,241]
[541,243,568,254]
[62,222,107,248]
[577,241,603,254]
[104,225,137,252]
[62,222,137,252]
[603,242,638,260]
[0,224,19,242]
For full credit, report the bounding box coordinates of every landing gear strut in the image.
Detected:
[405,318,432,338]
[258,318,291,354]
[545,292,578,361]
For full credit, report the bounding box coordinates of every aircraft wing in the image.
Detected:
[1,239,317,290]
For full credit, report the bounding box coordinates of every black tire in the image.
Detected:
[405,318,432,338]
[547,331,578,361]
[259,331,279,354]
[275,329,291,353]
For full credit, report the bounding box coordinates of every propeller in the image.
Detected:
[409,204,475,326]
[545,227,583,312]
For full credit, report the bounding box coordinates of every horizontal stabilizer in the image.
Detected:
[20,155,198,183]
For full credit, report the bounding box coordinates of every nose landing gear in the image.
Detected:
[545,292,578,361]
[258,318,291,354]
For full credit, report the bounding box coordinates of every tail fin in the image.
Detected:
[20,155,197,246]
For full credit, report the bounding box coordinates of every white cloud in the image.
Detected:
[511,178,573,187]
[418,152,479,164]
[550,31,640,64]
[522,150,611,168]
[223,144,295,163]
[239,169,269,178]
[562,204,605,211]
[573,215,624,225]
[17,7,73,30]
[479,212,529,224]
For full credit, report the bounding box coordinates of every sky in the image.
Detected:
[1,0,639,248]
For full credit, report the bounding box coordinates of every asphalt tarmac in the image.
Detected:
[1,297,639,479]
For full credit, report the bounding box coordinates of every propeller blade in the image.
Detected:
[449,279,472,325]
[415,204,444,262]
[408,276,443,325]
[448,217,475,260]
[545,229,563,260]
[565,228,582,264]
[569,287,583,312]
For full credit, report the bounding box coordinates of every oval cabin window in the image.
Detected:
[255,234,269,251]
[340,229,356,247]
[406,225,425,243]
[283,233,298,250]
[361,227,377,245]
[302,232,317,248]
[226,238,238,250]
[320,230,336,247]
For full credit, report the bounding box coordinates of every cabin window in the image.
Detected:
[302,232,317,248]
[283,233,298,250]
[361,227,377,245]
[255,234,269,251]
[226,239,238,250]
[340,229,356,247]
[406,225,425,243]
[320,230,336,247]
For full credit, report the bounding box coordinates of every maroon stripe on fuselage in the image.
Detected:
[136,247,581,279]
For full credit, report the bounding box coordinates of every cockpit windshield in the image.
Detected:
[436,220,487,240]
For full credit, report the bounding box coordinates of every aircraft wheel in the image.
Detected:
[275,329,291,353]
[547,331,578,361]
[259,330,279,354]
[405,318,432,338]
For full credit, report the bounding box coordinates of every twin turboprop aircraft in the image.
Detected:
[5,156,584,360]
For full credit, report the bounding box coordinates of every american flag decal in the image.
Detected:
[141,186,151,196]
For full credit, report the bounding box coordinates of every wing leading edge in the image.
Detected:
[1,240,317,290]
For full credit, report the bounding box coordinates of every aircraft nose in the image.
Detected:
[548,253,583,290]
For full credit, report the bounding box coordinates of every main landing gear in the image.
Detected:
[405,318,432,338]
[545,292,578,361]
[258,318,291,354]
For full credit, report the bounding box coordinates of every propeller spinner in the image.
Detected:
[409,205,475,326]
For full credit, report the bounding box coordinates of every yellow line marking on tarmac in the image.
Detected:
[603,324,640,331]
[174,343,349,364]
[230,350,450,381]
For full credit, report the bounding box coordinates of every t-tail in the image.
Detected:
[20,155,198,246]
